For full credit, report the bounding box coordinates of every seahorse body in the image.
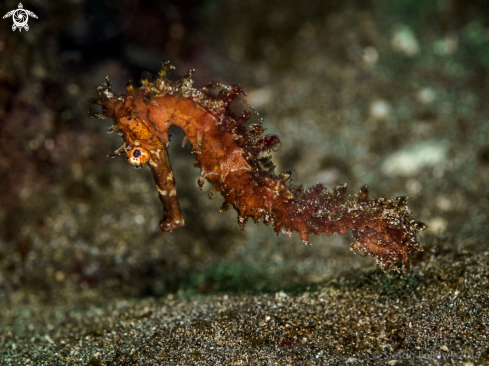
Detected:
[90,62,426,271]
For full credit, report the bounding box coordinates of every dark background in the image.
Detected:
[1,0,489,363]
[1,0,489,297]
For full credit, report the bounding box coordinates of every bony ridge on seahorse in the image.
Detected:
[89,62,426,271]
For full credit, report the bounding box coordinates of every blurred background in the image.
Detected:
[1,0,489,304]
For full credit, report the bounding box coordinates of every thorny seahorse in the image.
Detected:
[89,62,426,271]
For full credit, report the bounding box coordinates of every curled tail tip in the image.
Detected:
[350,217,424,271]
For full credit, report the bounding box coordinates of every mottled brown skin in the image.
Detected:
[89,63,426,271]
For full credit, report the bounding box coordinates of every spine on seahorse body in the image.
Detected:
[89,62,426,271]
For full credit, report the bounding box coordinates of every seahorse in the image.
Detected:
[89,62,426,271]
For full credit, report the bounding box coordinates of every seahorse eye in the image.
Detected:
[127,146,150,166]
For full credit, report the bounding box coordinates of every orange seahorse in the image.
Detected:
[89,62,426,271]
